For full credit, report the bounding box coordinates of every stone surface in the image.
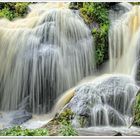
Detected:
[0,109,32,129]
[64,74,139,127]
[109,2,133,21]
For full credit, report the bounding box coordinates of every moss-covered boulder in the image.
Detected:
[63,75,139,128]
[133,91,140,126]
[42,108,78,136]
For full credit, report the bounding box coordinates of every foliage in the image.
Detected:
[69,2,83,10]
[133,92,140,126]
[51,108,78,136]
[59,120,78,136]
[0,2,30,20]
[130,2,140,5]
[92,24,109,65]
[58,109,78,136]
[78,116,88,127]
[56,108,74,123]
[80,3,109,24]
[0,8,15,20]
[0,126,49,136]
[70,2,110,66]
[80,3,109,66]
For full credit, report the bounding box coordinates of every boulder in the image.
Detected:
[63,74,139,127]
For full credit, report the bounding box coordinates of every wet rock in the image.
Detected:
[64,75,139,127]
[10,110,32,125]
[114,132,122,136]
[0,110,32,129]
[77,129,122,136]
[109,3,133,21]
[133,91,140,126]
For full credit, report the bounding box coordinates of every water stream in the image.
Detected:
[0,3,95,114]
[0,2,140,136]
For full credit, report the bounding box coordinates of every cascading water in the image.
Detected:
[47,3,140,135]
[109,5,140,74]
[64,75,139,127]
[1,2,140,135]
[0,3,95,113]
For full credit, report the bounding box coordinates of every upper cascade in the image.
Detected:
[0,3,95,113]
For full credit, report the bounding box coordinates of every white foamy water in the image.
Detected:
[0,3,95,114]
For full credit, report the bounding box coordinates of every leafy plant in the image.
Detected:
[0,8,15,20]
[92,23,109,65]
[0,126,49,136]
[56,108,74,123]
[49,108,78,136]
[70,2,110,66]
[59,120,78,136]
[0,2,30,20]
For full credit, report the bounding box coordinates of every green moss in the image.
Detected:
[0,2,30,20]
[0,126,49,136]
[133,92,140,126]
[55,108,74,124]
[78,116,88,127]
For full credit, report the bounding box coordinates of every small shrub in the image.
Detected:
[0,8,15,20]
[56,108,74,123]
[59,120,78,136]
[0,2,30,20]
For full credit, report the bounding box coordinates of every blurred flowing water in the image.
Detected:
[0,3,95,114]
[0,2,140,136]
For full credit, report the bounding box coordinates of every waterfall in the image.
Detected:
[0,3,95,113]
[65,75,139,127]
[1,2,140,132]
[109,6,140,74]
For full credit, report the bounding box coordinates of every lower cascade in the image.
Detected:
[63,75,139,127]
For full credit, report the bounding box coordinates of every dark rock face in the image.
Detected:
[64,75,139,127]
[0,110,32,129]
[10,110,32,125]
[109,3,133,21]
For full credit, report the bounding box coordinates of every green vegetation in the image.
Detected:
[59,120,78,136]
[41,108,78,136]
[55,108,74,123]
[70,2,110,66]
[0,2,30,20]
[0,126,49,136]
[78,116,88,127]
[69,2,83,10]
[57,109,78,136]
[130,2,140,5]
[133,92,140,126]
[54,108,78,136]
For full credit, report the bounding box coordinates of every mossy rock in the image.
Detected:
[42,108,78,136]
[133,91,140,126]
[77,116,89,128]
